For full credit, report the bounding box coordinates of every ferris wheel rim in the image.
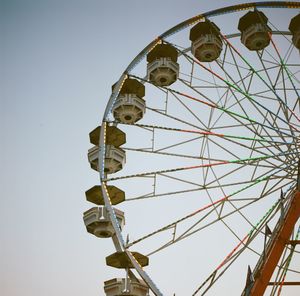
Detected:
[94,2,300,295]
[101,1,300,121]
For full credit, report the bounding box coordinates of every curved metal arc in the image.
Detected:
[99,123,125,252]
[159,2,300,40]
[99,124,163,295]
[102,2,300,123]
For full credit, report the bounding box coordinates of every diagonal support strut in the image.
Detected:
[244,189,300,295]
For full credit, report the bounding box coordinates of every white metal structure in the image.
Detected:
[86,2,300,295]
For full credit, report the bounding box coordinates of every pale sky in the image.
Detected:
[1,1,299,295]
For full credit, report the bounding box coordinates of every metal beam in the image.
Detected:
[248,191,300,296]
[288,240,300,246]
[268,282,300,286]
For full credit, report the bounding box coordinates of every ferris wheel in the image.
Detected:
[83,2,300,295]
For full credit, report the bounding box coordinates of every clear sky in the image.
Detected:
[1,1,300,296]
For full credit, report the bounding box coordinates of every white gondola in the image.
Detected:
[189,20,222,62]
[104,278,149,296]
[113,94,146,124]
[112,78,146,124]
[88,144,125,174]
[238,10,271,51]
[147,44,179,86]
[83,207,125,238]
